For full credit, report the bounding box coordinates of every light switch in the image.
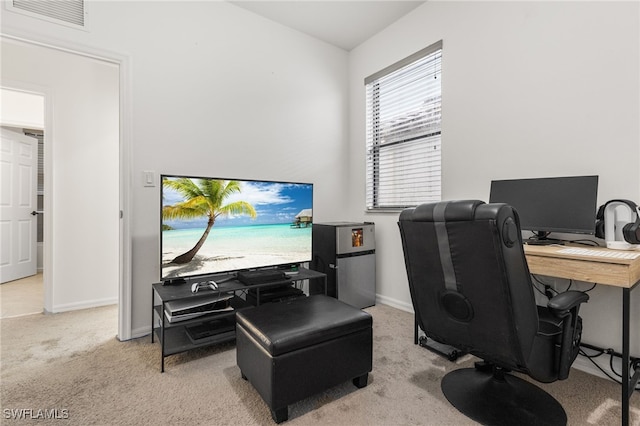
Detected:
[143,170,156,187]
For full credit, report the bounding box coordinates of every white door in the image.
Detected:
[0,128,38,283]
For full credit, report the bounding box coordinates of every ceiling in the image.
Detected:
[228,1,426,51]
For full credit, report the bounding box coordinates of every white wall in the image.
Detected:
[2,1,350,335]
[0,88,44,129]
[348,1,640,362]
[1,39,120,312]
[5,0,639,367]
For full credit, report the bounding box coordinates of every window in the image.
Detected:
[365,41,442,210]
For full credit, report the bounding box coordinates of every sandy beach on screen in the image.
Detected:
[161,248,307,279]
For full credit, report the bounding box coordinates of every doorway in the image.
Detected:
[1,35,131,339]
[0,90,44,316]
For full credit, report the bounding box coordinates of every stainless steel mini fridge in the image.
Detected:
[310,222,376,309]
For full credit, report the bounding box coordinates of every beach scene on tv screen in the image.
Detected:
[161,177,313,279]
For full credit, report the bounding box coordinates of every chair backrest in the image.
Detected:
[398,200,539,370]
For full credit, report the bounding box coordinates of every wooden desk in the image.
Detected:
[524,244,640,426]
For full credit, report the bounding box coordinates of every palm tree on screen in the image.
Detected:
[162,177,257,264]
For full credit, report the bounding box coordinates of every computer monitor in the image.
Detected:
[489,175,599,243]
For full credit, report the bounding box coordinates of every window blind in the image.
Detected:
[365,41,442,210]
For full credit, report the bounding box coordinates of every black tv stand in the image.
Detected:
[151,267,327,372]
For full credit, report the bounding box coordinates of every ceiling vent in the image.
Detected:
[7,0,87,30]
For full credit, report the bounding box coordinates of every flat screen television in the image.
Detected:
[489,175,598,243]
[161,175,313,283]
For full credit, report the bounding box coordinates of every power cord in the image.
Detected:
[568,239,600,247]
[579,345,640,391]
[531,274,555,298]
[531,274,597,300]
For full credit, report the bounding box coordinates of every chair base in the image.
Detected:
[441,367,567,426]
[418,336,466,361]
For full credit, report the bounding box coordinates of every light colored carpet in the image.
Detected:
[0,273,43,319]
[1,302,639,425]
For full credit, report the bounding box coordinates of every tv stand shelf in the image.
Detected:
[152,296,247,358]
[151,267,326,372]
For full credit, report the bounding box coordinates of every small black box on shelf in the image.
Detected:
[185,318,236,344]
[246,285,305,306]
[237,269,286,285]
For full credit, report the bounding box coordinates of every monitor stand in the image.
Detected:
[525,232,564,246]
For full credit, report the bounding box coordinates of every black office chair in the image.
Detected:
[398,200,589,426]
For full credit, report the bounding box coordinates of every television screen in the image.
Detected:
[161,175,313,282]
[489,175,598,237]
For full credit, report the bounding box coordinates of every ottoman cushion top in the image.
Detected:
[236,295,372,356]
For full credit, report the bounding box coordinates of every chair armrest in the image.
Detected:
[548,290,589,380]
[547,290,589,318]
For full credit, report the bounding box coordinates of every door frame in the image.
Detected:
[2,33,133,340]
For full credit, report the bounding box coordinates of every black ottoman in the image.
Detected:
[236,295,373,423]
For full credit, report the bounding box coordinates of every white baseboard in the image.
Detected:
[52,297,117,313]
[132,326,152,340]
[376,294,414,313]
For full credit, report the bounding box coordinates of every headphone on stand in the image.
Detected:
[623,205,640,244]
[595,199,640,244]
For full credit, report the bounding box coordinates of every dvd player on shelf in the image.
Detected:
[164,292,233,323]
